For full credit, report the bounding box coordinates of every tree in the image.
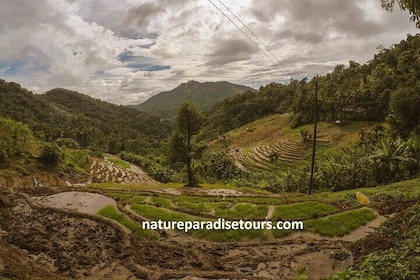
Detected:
[39,142,62,167]
[171,102,203,187]
[389,87,420,137]
[381,0,420,27]
[0,118,33,162]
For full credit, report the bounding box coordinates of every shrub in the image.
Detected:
[120,152,175,182]
[55,137,80,149]
[198,152,243,182]
[39,142,62,167]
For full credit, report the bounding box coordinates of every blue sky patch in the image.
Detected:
[0,58,49,76]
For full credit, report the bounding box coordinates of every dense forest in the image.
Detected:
[0,34,419,191]
[0,82,172,155]
[206,34,420,138]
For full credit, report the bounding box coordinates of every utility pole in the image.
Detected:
[309,79,318,194]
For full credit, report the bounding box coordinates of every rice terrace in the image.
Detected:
[1,1,420,280]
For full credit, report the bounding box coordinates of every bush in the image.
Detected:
[39,142,62,167]
[55,137,80,149]
[198,152,243,182]
[0,118,34,162]
[120,152,175,182]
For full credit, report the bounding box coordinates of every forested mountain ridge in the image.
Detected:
[133,80,255,118]
[0,82,171,155]
[206,34,420,137]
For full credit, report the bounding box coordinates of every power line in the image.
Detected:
[322,96,420,107]
[216,0,292,80]
[208,0,292,81]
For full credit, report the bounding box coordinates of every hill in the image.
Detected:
[208,113,382,172]
[0,81,171,155]
[205,34,420,136]
[133,80,255,117]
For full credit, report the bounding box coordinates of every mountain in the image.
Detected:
[0,81,171,155]
[133,80,255,117]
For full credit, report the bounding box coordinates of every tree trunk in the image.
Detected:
[186,129,194,187]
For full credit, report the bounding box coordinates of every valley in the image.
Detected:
[0,33,419,279]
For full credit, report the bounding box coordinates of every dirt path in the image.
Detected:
[265,205,275,220]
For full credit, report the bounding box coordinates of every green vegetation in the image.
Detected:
[62,148,90,173]
[97,205,158,239]
[330,203,420,280]
[177,201,230,212]
[107,157,130,170]
[381,0,420,27]
[92,179,419,245]
[105,192,133,202]
[120,152,175,183]
[0,81,171,156]
[215,203,268,219]
[130,204,199,221]
[0,117,34,162]
[170,101,204,187]
[150,196,173,208]
[272,201,337,220]
[39,142,62,167]
[134,80,254,118]
[175,195,280,204]
[128,195,147,204]
[305,208,377,237]
[1,35,419,190]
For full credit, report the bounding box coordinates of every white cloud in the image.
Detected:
[0,0,418,105]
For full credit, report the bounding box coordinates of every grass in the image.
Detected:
[130,203,271,242]
[128,195,147,204]
[107,156,130,169]
[62,148,90,173]
[130,204,202,221]
[310,177,420,204]
[92,177,419,242]
[177,201,230,212]
[176,195,225,203]
[272,201,337,220]
[215,203,268,219]
[175,195,281,204]
[304,208,377,237]
[149,196,173,208]
[105,192,132,202]
[97,205,158,239]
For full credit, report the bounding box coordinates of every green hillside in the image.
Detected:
[0,82,171,155]
[133,80,255,117]
[206,34,420,137]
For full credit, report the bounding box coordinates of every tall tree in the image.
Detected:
[381,0,420,27]
[171,101,203,187]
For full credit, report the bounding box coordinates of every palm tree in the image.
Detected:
[369,137,416,183]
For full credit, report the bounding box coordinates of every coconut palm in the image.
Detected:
[369,137,417,183]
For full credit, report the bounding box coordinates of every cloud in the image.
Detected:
[125,2,166,29]
[0,0,418,105]
[205,38,257,67]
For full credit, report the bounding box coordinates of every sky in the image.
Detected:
[0,0,418,105]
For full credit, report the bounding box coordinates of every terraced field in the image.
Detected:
[211,114,383,171]
[97,185,397,243]
[229,139,309,170]
[3,172,419,280]
[88,154,158,185]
